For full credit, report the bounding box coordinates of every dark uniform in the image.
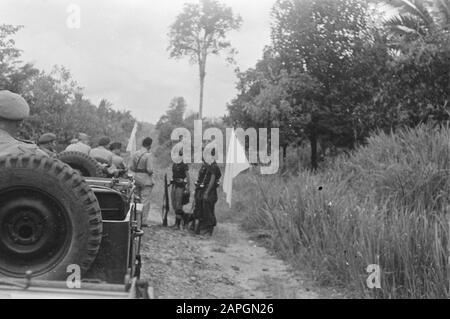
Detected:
[171,161,189,228]
[193,161,221,235]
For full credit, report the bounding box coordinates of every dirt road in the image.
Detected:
[140,208,342,299]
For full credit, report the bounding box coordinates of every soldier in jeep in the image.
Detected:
[65,132,91,154]
[0,91,102,281]
[90,136,114,165]
[0,90,148,297]
[0,90,48,157]
[37,133,58,157]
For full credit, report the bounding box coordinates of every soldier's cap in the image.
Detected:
[98,136,111,146]
[38,133,57,144]
[0,90,30,121]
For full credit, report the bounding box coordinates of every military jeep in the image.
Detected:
[0,153,149,298]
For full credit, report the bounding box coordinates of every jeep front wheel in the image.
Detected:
[0,155,102,280]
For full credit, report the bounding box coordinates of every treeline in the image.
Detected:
[154,96,225,167]
[0,24,137,150]
[227,0,450,169]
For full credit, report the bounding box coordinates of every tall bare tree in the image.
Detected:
[168,0,242,119]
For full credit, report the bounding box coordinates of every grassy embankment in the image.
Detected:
[150,125,450,298]
[225,125,450,298]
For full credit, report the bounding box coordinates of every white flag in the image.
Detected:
[223,129,250,207]
[126,121,138,153]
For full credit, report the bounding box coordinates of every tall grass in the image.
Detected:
[233,125,450,298]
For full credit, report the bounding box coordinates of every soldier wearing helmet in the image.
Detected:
[0,90,47,157]
[38,133,57,157]
[65,132,91,155]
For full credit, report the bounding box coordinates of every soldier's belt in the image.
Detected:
[172,178,186,187]
[195,182,220,189]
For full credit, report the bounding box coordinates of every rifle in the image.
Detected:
[161,173,170,227]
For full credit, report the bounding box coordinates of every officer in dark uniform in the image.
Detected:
[37,133,57,157]
[193,148,221,236]
[170,149,190,230]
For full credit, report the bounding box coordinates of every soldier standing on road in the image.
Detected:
[193,148,221,236]
[65,133,91,154]
[89,136,113,165]
[0,90,48,157]
[37,133,57,157]
[170,149,190,230]
[129,137,154,227]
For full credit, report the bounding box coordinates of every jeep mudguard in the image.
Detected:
[57,151,106,177]
[0,154,103,280]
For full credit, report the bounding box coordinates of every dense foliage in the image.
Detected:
[228,0,450,170]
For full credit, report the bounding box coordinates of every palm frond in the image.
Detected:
[384,14,426,36]
[435,0,450,27]
[387,0,435,27]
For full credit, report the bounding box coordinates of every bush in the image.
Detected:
[280,145,312,174]
[235,124,450,298]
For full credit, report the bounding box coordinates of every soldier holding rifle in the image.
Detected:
[170,148,190,230]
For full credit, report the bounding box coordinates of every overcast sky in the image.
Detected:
[0,0,275,124]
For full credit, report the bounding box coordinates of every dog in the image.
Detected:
[181,211,196,231]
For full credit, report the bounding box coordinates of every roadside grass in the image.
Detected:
[227,124,450,299]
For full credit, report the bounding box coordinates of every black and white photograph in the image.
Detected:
[0,0,449,306]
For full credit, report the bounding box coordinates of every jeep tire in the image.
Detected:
[57,151,106,177]
[0,154,103,280]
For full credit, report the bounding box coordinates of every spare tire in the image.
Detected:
[57,151,106,177]
[0,154,103,280]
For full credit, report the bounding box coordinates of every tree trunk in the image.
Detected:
[282,144,287,162]
[199,73,205,120]
[310,131,318,171]
[198,59,206,120]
